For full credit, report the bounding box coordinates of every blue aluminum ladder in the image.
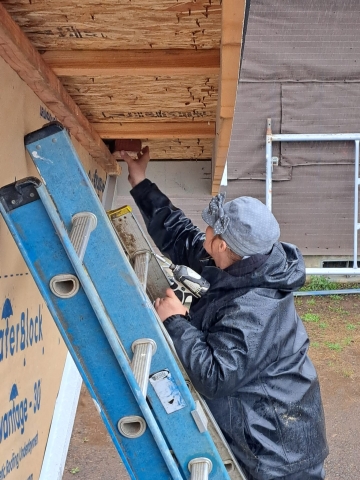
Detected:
[0,122,246,480]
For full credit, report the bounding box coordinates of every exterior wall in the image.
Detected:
[0,56,107,479]
[227,0,360,257]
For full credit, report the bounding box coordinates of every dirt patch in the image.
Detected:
[295,294,360,380]
[295,293,360,480]
[63,293,360,479]
[62,385,129,480]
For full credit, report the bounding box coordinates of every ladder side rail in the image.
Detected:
[0,188,174,480]
[102,175,117,211]
[266,118,360,276]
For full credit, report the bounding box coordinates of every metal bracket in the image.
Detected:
[191,400,208,433]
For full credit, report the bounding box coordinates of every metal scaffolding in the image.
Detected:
[265,118,360,276]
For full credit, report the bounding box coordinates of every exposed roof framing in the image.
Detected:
[0,3,119,175]
[93,122,215,140]
[41,49,220,77]
[0,0,246,190]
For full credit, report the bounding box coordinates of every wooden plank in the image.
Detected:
[0,4,120,175]
[219,105,236,118]
[212,0,246,195]
[42,49,220,76]
[94,122,216,139]
[219,45,242,108]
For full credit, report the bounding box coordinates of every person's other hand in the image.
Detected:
[154,288,188,322]
[120,146,150,188]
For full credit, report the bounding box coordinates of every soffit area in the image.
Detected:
[0,0,245,193]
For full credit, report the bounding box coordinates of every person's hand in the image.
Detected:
[119,146,150,188]
[154,288,188,322]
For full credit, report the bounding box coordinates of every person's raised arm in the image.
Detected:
[119,147,207,271]
[119,146,150,188]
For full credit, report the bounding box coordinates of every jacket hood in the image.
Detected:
[259,241,306,291]
[202,242,306,293]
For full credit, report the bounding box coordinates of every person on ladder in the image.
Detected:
[120,147,329,480]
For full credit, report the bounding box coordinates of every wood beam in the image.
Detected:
[93,122,216,140]
[0,5,120,175]
[41,49,220,77]
[212,0,246,195]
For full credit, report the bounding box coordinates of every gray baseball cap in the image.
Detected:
[201,193,280,257]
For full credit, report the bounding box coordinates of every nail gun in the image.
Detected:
[155,254,210,299]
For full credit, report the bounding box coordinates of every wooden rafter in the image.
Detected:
[93,122,216,140]
[0,4,120,175]
[212,0,246,195]
[42,49,220,77]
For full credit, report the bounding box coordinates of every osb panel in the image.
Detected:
[143,138,213,160]
[2,0,221,50]
[60,74,218,123]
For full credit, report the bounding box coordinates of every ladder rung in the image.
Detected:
[49,273,79,298]
[131,338,157,397]
[189,458,213,480]
[70,212,97,261]
[117,415,147,438]
[132,250,152,290]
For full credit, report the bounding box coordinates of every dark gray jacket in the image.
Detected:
[131,179,329,480]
